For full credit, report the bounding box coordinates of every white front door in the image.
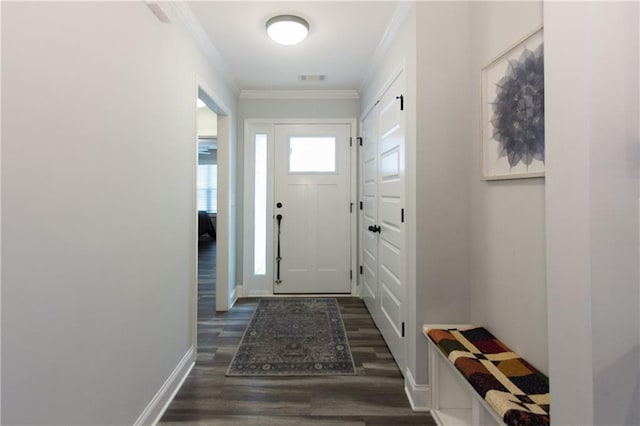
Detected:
[360,72,406,373]
[274,124,352,294]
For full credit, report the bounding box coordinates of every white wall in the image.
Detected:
[414,2,472,383]
[217,111,238,310]
[0,2,3,420]
[197,106,218,137]
[1,2,236,424]
[239,97,360,121]
[546,2,639,424]
[468,1,547,374]
[236,97,360,289]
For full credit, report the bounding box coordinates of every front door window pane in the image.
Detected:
[289,137,336,173]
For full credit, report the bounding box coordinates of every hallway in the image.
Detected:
[4,2,640,424]
[160,296,435,425]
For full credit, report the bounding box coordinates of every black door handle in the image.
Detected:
[276,214,283,284]
[368,225,381,233]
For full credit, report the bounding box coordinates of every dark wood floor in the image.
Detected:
[196,236,216,332]
[160,238,434,425]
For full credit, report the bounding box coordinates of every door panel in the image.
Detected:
[380,241,401,279]
[274,124,351,294]
[381,283,402,335]
[317,183,342,270]
[380,149,400,179]
[362,112,380,314]
[360,72,406,374]
[380,99,401,139]
[284,183,310,272]
[377,75,406,372]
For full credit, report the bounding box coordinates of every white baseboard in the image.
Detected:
[134,346,195,426]
[245,289,273,297]
[230,285,239,308]
[405,368,431,411]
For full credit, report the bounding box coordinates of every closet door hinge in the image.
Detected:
[396,94,404,111]
[401,208,405,223]
[350,269,353,280]
[357,136,363,146]
[401,322,405,337]
[360,201,363,210]
[350,202,354,213]
[350,137,353,146]
[360,265,363,275]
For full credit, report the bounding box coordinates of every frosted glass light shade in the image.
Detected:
[266,15,309,45]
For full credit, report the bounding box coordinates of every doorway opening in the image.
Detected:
[196,96,218,356]
[192,84,232,358]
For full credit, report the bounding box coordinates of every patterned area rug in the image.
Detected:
[226,298,356,376]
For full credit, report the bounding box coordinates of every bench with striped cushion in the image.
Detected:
[426,326,550,426]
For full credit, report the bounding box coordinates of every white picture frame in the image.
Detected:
[481,27,544,180]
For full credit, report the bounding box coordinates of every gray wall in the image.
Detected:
[468,1,547,374]
[546,2,640,424]
[1,2,236,424]
[414,1,472,381]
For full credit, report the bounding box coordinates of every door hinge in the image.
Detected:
[402,322,405,337]
[396,94,404,111]
[350,137,353,146]
[350,269,353,280]
[360,201,363,210]
[357,136,363,146]
[350,202,354,213]
[360,265,363,275]
[401,208,405,223]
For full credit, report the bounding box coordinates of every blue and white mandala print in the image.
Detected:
[483,28,544,179]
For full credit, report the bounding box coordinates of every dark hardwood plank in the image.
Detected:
[161,239,434,425]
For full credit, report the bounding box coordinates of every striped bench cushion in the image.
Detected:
[427,326,550,426]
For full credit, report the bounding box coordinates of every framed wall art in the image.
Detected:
[481,27,544,180]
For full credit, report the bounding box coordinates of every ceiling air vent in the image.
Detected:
[299,74,327,82]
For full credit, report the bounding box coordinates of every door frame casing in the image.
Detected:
[242,118,358,297]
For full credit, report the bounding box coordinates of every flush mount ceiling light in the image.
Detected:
[266,15,309,46]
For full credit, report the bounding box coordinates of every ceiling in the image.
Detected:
[187,1,401,91]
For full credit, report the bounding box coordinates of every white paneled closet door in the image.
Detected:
[361,71,407,373]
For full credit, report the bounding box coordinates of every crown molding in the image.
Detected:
[168,1,240,95]
[239,90,360,100]
[359,1,415,93]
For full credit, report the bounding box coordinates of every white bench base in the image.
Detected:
[425,324,506,426]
